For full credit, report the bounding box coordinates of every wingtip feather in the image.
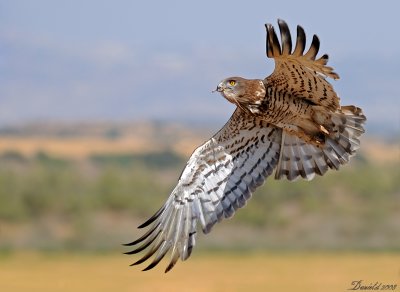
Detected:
[137,205,165,229]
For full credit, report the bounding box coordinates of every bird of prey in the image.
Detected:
[124,19,366,272]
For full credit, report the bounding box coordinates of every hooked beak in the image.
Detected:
[212,82,225,93]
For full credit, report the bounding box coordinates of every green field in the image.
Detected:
[0,146,399,251]
[0,252,399,292]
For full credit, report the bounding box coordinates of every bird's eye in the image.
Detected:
[228,80,236,86]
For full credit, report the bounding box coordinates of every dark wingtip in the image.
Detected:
[129,260,143,267]
[293,25,306,56]
[142,263,157,271]
[123,230,160,255]
[277,18,286,26]
[123,222,160,246]
[124,246,147,255]
[296,24,305,35]
[137,205,165,229]
[312,34,320,52]
[165,262,175,273]
[265,23,281,57]
[142,249,168,271]
[277,19,292,55]
[128,240,163,267]
[123,244,149,255]
[129,254,152,267]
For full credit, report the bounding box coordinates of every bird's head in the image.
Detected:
[214,77,246,104]
[214,77,265,107]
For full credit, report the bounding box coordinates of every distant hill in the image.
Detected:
[0,121,397,164]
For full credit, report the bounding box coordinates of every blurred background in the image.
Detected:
[0,0,399,291]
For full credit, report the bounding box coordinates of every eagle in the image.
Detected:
[124,19,366,272]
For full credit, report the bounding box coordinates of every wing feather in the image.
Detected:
[278,19,292,55]
[264,19,340,111]
[293,25,306,56]
[275,106,365,181]
[304,34,320,60]
[125,109,282,272]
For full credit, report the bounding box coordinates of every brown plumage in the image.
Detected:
[126,19,366,272]
[217,19,364,148]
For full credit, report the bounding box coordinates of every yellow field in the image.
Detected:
[0,124,206,158]
[0,252,399,292]
[0,135,397,163]
[0,136,160,159]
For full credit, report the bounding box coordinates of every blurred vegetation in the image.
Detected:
[0,148,399,251]
[0,151,182,221]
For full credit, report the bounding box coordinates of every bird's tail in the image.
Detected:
[275,105,366,181]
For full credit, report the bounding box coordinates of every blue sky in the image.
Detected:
[1,0,399,134]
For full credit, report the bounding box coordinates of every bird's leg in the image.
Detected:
[312,106,335,132]
[283,123,326,148]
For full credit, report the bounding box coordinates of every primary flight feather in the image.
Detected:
[125,19,366,272]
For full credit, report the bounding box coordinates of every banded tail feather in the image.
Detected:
[275,105,366,181]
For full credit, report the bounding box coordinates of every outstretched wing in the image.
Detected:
[124,109,282,272]
[264,19,340,111]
